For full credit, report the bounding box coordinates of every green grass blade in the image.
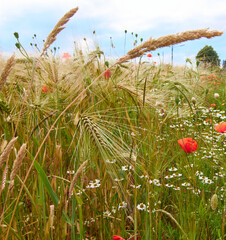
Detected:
[34,160,59,206]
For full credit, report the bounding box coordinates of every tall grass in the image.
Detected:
[0,7,225,240]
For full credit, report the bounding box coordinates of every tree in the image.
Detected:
[223,60,226,68]
[196,45,220,67]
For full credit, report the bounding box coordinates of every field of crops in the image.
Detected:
[0,7,225,240]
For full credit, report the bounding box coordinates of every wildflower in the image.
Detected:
[62,52,71,60]
[118,201,127,209]
[86,179,101,188]
[103,69,111,79]
[165,175,173,179]
[202,179,213,184]
[104,211,111,217]
[147,53,152,57]
[195,171,203,176]
[42,85,52,93]
[178,138,197,153]
[165,183,174,188]
[42,86,48,93]
[173,186,180,191]
[113,235,125,240]
[131,184,141,189]
[215,171,225,177]
[181,182,191,187]
[192,189,201,195]
[137,203,146,211]
[214,93,220,99]
[210,103,216,107]
[121,166,128,171]
[215,122,226,133]
[153,179,161,186]
[173,172,182,177]
[205,119,212,124]
[169,167,178,172]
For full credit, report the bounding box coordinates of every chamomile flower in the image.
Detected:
[165,174,173,179]
[153,179,161,186]
[173,172,182,177]
[118,201,127,210]
[169,167,178,172]
[165,183,174,188]
[202,179,214,184]
[181,182,191,187]
[137,203,146,211]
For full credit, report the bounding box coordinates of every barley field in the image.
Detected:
[0,7,225,240]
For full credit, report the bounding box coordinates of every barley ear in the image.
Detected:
[0,137,18,169]
[41,7,79,56]
[9,143,26,189]
[118,28,223,63]
[69,160,88,198]
[0,54,15,91]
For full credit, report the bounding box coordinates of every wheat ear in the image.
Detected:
[9,143,26,189]
[0,137,18,169]
[118,28,223,63]
[0,54,15,91]
[69,160,88,198]
[41,7,79,56]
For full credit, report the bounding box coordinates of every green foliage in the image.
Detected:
[196,45,220,66]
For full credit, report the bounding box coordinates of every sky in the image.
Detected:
[0,0,226,65]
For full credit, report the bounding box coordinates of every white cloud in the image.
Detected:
[1,0,226,32]
[76,0,226,32]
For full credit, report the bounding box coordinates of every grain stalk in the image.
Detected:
[9,143,27,189]
[0,54,15,91]
[69,160,88,198]
[41,7,78,56]
[118,28,223,63]
[0,137,18,169]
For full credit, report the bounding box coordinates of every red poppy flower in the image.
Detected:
[178,138,197,153]
[215,122,226,133]
[210,103,216,107]
[103,69,111,79]
[42,86,48,93]
[147,53,152,57]
[42,85,52,93]
[205,119,212,124]
[61,52,71,60]
[113,235,125,240]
